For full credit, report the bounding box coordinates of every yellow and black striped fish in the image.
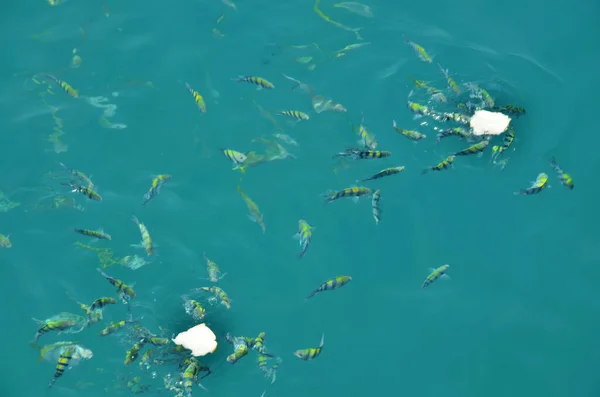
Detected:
[392,120,426,141]
[362,166,405,182]
[58,162,93,188]
[48,345,76,388]
[436,127,472,142]
[515,173,548,196]
[98,317,134,336]
[132,216,153,256]
[306,276,352,300]
[232,76,274,89]
[294,334,324,361]
[90,297,117,311]
[422,264,450,288]
[323,186,372,203]
[125,340,146,365]
[185,82,207,113]
[453,140,489,157]
[143,174,171,206]
[422,155,455,174]
[277,110,309,121]
[44,74,79,98]
[63,182,102,201]
[72,228,111,240]
[334,148,391,160]
[96,268,136,301]
[550,157,574,190]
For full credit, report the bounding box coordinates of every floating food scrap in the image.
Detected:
[470,110,511,136]
[172,324,218,357]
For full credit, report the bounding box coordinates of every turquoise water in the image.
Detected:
[2,0,600,396]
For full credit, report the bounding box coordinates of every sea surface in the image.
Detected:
[1,0,600,396]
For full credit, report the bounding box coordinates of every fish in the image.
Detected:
[72,228,111,240]
[515,173,549,196]
[333,148,391,160]
[183,295,206,321]
[422,155,455,174]
[422,264,450,288]
[277,110,309,121]
[453,140,489,157]
[293,219,313,259]
[63,181,102,201]
[550,157,574,190]
[184,82,207,113]
[362,166,405,182]
[403,36,432,63]
[96,268,136,302]
[132,216,153,256]
[392,120,426,141]
[294,334,325,360]
[232,76,275,89]
[371,189,381,224]
[0,234,11,248]
[438,64,461,95]
[198,286,231,309]
[306,276,352,300]
[143,174,171,206]
[44,74,79,98]
[98,316,135,336]
[221,149,248,173]
[125,340,146,365]
[203,252,226,282]
[89,297,117,311]
[58,162,93,188]
[48,345,76,388]
[323,186,372,203]
[436,127,472,142]
[237,184,266,233]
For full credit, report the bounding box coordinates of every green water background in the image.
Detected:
[1,0,600,396]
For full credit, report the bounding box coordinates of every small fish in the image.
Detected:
[72,228,111,240]
[203,252,226,282]
[550,157,574,190]
[198,286,231,309]
[96,268,136,302]
[293,219,313,259]
[221,149,248,172]
[89,297,117,311]
[277,110,309,121]
[403,36,432,63]
[333,148,391,160]
[225,334,249,364]
[323,186,372,203]
[422,264,450,288]
[147,337,170,346]
[48,345,76,388]
[273,133,298,146]
[491,128,515,164]
[33,317,81,342]
[371,189,381,224]
[98,316,135,336]
[515,173,549,196]
[492,104,526,117]
[453,140,489,157]
[183,295,206,321]
[354,112,378,149]
[143,174,171,206]
[436,127,471,142]
[63,181,102,201]
[422,155,455,174]
[294,334,325,360]
[0,234,11,248]
[362,166,405,182]
[407,100,430,116]
[125,340,146,365]
[306,276,352,300]
[438,64,461,95]
[185,82,207,113]
[237,184,266,233]
[58,162,93,188]
[392,120,426,141]
[132,216,153,256]
[183,357,210,396]
[44,74,79,98]
[232,76,274,89]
